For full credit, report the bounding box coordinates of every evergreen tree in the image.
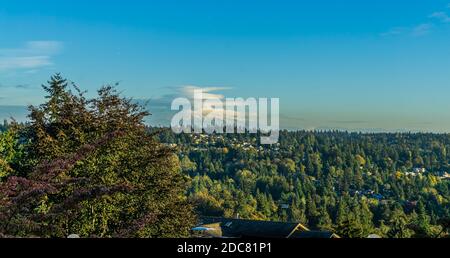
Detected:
[0,74,195,237]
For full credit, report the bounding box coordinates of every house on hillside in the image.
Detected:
[438,172,450,180]
[192,217,339,238]
[413,167,426,174]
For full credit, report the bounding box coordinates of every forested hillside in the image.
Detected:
[157,130,450,237]
[1,75,450,238]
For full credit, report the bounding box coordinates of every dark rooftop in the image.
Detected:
[198,217,310,238]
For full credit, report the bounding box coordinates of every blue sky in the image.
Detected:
[1,0,450,131]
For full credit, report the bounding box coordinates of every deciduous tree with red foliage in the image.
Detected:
[0,74,195,238]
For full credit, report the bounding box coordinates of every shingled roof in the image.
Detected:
[197,217,311,238]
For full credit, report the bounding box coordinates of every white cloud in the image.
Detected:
[167,85,232,116]
[380,23,434,37]
[381,23,433,37]
[146,85,262,125]
[380,27,407,37]
[0,41,62,72]
[0,56,52,70]
[411,23,433,36]
[179,85,229,100]
[429,12,450,23]
[382,4,450,38]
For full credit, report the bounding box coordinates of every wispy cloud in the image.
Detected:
[0,41,63,72]
[280,114,305,122]
[139,85,269,127]
[177,85,230,101]
[382,4,450,37]
[380,27,407,37]
[411,23,433,36]
[381,23,432,37]
[136,85,233,125]
[13,84,33,89]
[0,82,34,90]
[328,120,369,124]
[429,12,450,23]
[162,85,237,118]
[0,56,53,70]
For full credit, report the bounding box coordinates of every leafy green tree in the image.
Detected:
[280,158,296,174]
[387,208,414,238]
[411,200,432,237]
[335,218,365,238]
[180,155,197,172]
[316,206,333,231]
[0,74,195,237]
[0,125,23,180]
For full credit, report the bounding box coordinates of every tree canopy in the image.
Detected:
[158,128,450,238]
[0,74,195,238]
